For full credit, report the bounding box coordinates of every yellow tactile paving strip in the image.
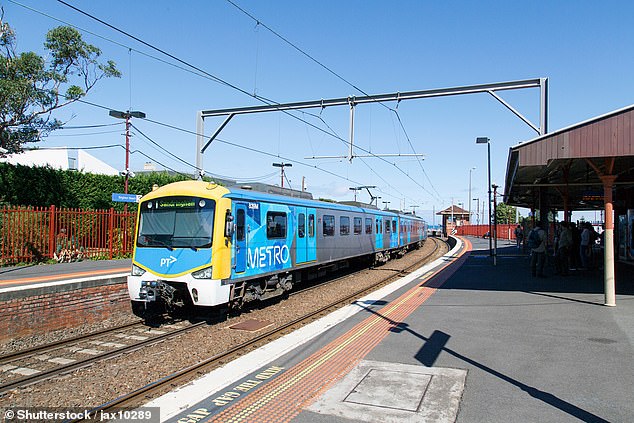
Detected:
[209,239,471,423]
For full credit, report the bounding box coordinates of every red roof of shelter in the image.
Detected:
[504,104,634,210]
[436,205,469,215]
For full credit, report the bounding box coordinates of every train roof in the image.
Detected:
[224,187,424,220]
[141,181,425,222]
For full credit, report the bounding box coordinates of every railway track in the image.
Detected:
[0,319,206,393]
[71,237,447,419]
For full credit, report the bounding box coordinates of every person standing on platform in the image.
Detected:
[528,223,547,277]
[556,222,572,276]
[580,222,591,270]
[514,224,524,249]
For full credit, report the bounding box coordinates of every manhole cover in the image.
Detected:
[229,319,273,332]
[308,360,467,423]
[345,369,431,411]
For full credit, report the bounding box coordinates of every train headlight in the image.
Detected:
[192,266,212,279]
[131,264,146,276]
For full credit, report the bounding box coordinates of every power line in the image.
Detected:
[225,0,369,97]
[224,0,437,201]
[20,3,432,207]
[29,144,124,151]
[129,124,197,171]
[129,149,192,179]
[59,122,122,129]
[48,129,123,137]
[52,0,424,188]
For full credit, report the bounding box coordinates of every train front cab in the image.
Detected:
[127,184,234,317]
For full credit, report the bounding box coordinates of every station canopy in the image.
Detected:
[504,104,634,211]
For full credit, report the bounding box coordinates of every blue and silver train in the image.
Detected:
[127,181,427,316]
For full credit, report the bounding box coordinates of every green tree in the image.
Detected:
[495,202,517,224]
[0,12,120,154]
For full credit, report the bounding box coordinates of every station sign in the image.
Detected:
[112,193,141,203]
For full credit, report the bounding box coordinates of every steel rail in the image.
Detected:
[0,321,206,394]
[0,321,142,362]
[71,238,445,420]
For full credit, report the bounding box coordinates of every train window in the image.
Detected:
[266,212,287,239]
[353,217,362,235]
[340,216,350,235]
[308,214,315,237]
[323,215,335,236]
[392,220,397,232]
[236,209,245,241]
[365,218,372,234]
[385,220,390,233]
[298,213,305,238]
[376,219,380,234]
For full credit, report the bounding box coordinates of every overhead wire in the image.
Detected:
[21,0,431,207]
[225,0,439,201]
[59,122,122,129]
[48,129,123,137]
[53,0,432,196]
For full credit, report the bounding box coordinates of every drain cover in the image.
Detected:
[345,369,432,411]
[308,360,467,423]
[229,319,273,332]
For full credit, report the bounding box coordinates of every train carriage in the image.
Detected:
[128,181,426,317]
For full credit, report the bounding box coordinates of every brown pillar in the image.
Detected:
[601,175,617,307]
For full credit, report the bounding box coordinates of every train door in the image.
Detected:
[375,216,383,250]
[306,208,317,261]
[295,207,317,264]
[295,207,307,264]
[391,218,398,247]
[234,203,247,273]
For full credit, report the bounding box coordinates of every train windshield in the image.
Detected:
[137,196,215,249]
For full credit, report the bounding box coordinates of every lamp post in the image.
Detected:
[492,183,499,266]
[476,137,492,257]
[109,110,146,198]
[272,162,292,188]
[468,167,476,224]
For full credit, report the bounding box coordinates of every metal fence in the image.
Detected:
[0,205,136,265]
[456,224,518,240]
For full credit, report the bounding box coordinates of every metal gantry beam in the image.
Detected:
[195,78,548,177]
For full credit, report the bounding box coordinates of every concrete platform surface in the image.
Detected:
[145,236,634,422]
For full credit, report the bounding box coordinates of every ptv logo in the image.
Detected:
[160,255,177,267]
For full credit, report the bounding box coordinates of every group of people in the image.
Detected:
[515,221,600,278]
[54,228,84,263]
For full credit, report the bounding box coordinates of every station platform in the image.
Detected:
[0,259,130,298]
[148,236,634,423]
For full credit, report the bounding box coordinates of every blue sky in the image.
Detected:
[3,0,633,224]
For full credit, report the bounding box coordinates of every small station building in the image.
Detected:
[437,205,470,237]
[504,104,634,306]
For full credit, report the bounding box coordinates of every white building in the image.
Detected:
[0,148,119,176]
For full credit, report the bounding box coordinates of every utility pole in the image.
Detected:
[109,109,145,211]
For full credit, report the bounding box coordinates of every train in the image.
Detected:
[127,180,427,317]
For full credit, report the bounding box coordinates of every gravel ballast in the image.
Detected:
[0,239,447,409]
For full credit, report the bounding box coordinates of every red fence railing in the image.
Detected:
[0,205,136,265]
[456,224,518,240]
